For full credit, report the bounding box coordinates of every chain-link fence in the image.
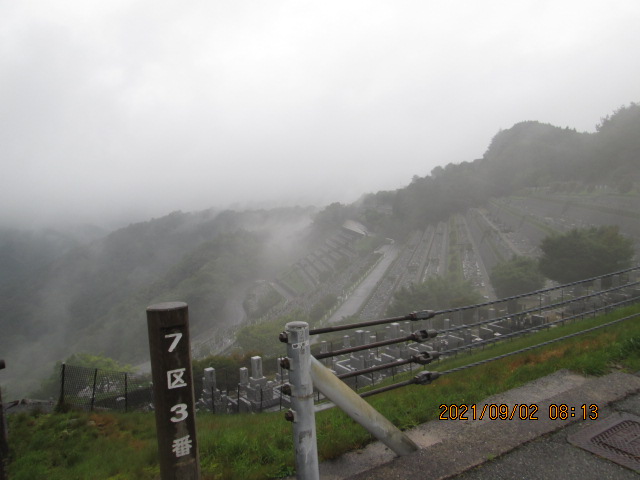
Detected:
[58,364,153,412]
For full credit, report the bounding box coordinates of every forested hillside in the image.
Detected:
[0,103,637,398]
[354,103,640,236]
[0,207,317,396]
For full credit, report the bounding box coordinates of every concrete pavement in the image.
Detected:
[313,369,640,479]
[326,244,399,324]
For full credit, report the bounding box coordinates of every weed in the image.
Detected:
[267,463,296,478]
[7,304,640,479]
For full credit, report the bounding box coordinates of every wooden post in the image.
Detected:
[147,302,200,480]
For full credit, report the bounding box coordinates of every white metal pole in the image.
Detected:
[310,356,418,456]
[285,321,320,480]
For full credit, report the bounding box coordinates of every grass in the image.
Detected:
[8,304,640,480]
[534,193,640,220]
[7,411,159,480]
[489,198,558,236]
[280,268,311,296]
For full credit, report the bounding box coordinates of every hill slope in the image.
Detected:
[1,103,638,398]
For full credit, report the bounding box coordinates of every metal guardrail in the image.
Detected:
[278,308,443,478]
[280,321,423,479]
[278,266,640,479]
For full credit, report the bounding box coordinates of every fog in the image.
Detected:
[1,0,639,228]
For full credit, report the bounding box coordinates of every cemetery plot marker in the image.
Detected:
[147,302,200,480]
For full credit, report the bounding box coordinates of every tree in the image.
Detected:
[61,352,134,371]
[31,353,133,399]
[236,310,311,357]
[313,202,350,229]
[538,226,634,284]
[490,256,545,298]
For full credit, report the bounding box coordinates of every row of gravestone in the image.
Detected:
[196,314,550,413]
[197,279,640,414]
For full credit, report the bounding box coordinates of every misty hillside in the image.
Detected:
[0,207,318,396]
[1,103,638,398]
[0,224,106,288]
[354,103,639,237]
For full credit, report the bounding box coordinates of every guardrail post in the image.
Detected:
[284,321,319,480]
[147,302,200,480]
[310,356,418,456]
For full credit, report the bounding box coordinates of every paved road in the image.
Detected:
[326,244,400,324]
[308,369,640,479]
[460,214,498,301]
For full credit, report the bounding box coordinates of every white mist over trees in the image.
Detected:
[0,103,638,398]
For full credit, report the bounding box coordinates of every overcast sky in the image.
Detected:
[1,1,638,229]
